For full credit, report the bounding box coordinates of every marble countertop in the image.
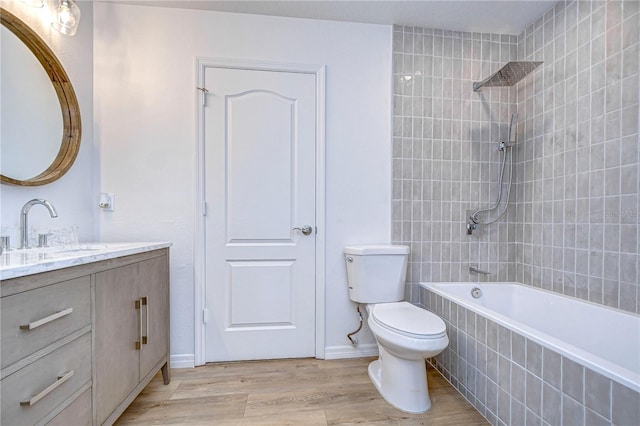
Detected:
[0,242,171,280]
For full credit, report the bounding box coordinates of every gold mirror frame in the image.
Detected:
[1,7,81,186]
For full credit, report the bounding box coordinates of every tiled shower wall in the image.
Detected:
[394,0,640,315]
[515,0,640,313]
[392,26,520,294]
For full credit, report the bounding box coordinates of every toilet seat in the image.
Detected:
[370,302,446,339]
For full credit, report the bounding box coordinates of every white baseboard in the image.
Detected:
[170,354,195,369]
[323,343,379,360]
[170,347,377,366]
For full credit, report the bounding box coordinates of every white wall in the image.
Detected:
[93,3,392,363]
[0,0,95,243]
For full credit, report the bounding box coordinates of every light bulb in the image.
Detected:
[57,4,75,26]
[51,0,81,36]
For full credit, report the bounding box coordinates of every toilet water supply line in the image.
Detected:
[347,304,363,346]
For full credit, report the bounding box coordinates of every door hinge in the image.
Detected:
[203,308,209,324]
[197,87,209,107]
[202,202,207,216]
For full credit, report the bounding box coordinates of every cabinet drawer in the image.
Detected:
[1,332,91,426]
[46,388,92,426]
[1,276,91,369]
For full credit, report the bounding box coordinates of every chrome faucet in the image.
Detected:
[20,199,58,249]
[469,264,491,275]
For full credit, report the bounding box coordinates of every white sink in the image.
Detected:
[54,245,110,253]
[15,244,114,255]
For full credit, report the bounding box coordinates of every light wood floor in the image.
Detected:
[115,357,488,425]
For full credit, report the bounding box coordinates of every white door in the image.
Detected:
[204,66,316,362]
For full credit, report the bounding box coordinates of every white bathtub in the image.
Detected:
[421,282,640,393]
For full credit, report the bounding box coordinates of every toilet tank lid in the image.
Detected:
[344,245,410,255]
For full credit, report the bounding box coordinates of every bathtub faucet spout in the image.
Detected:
[469,264,490,275]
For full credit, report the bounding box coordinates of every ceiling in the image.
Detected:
[106,0,558,35]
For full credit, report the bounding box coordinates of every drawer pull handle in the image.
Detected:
[135,299,142,350]
[20,308,73,331]
[142,296,149,345]
[20,370,74,407]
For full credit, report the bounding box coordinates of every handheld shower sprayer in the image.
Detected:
[467,113,518,234]
[509,112,518,144]
[499,113,519,151]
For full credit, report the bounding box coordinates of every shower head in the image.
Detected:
[473,61,543,91]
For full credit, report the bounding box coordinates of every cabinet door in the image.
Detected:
[94,263,140,425]
[138,255,170,379]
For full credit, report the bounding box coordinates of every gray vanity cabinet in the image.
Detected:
[94,252,170,426]
[0,246,170,426]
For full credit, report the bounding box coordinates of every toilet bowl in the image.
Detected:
[344,245,449,413]
[366,302,448,413]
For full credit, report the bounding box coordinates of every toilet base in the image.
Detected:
[367,348,431,414]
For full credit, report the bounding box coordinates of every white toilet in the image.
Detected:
[344,244,449,414]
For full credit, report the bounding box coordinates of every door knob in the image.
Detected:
[293,225,313,235]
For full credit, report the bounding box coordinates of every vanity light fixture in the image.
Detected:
[50,0,80,36]
[20,0,45,7]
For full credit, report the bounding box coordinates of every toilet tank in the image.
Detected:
[344,245,410,303]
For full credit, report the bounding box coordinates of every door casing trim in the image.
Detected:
[194,58,326,366]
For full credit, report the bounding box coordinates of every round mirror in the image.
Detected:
[0,8,81,186]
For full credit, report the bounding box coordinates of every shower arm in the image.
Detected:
[473,75,496,92]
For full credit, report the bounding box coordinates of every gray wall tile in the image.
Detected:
[527,339,543,377]
[512,333,526,367]
[585,369,611,419]
[393,2,639,316]
[612,381,640,426]
[543,348,562,389]
[585,407,611,426]
[562,357,585,403]
[563,394,585,425]
[542,382,562,425]
[526,371,543,416]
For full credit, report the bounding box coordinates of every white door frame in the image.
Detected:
[194,58,326,366]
